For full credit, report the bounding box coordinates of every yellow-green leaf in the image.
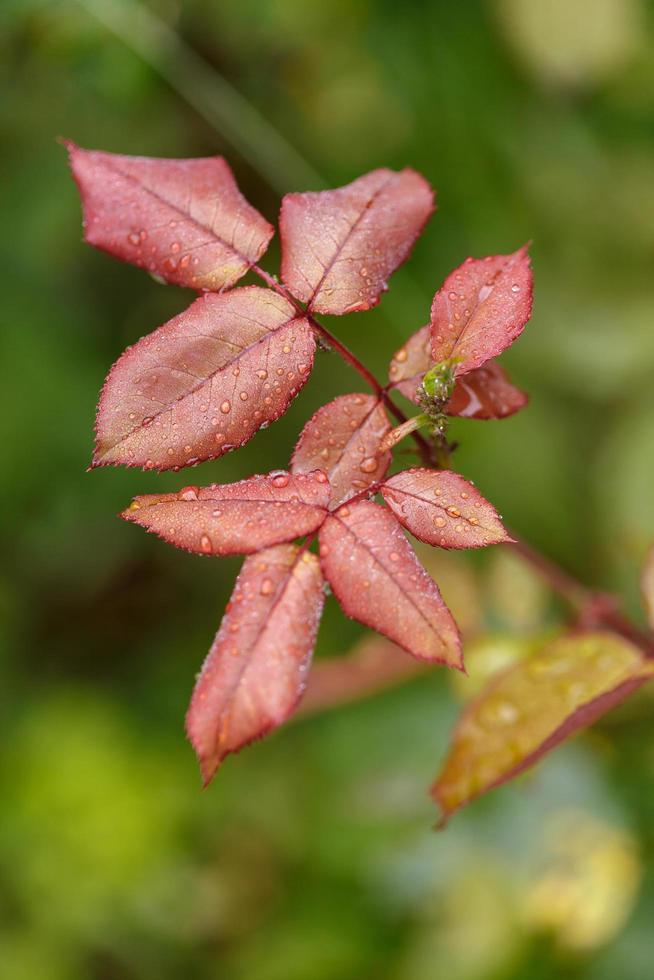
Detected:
[433,631,654,825]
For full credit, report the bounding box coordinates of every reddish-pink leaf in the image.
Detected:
[93,287,315,470]
[388,326,527,419]
[641,545,654,630]
[388,324,432,402]
[432,631,654,825]
[319,500,462,668]
[280,168,434,315]
[381,469,511,550]
[291,394,391,506]
[430,248,533,376]
[445,361,528,419]
[122,470,330,555]
[186,544,324,784]
[67,143,274,291]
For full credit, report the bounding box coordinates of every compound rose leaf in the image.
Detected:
[642,545,654,630]
[291,393,391,506]
[432,631,654,825]
[93,287,315,470]
[430,247,533,376]
[319,500,462,668]
[388,326,527,419]
[122,469,330,555]
[381,469,511,550]
[67,142,274,291]
[186,544,324,784]
[280,168,434,315]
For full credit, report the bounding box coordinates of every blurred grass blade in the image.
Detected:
[75,0,324,192]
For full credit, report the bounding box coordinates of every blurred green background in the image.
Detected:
[3,0,654,977]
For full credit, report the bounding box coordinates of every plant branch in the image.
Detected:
[509,537,592,613]
[510,537,654,654]
[251,264,436,466]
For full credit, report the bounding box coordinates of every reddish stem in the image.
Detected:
[511,537,654,655]
[252,263,435,466]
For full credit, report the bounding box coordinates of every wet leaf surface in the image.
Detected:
[430,248,533,376]
[280,168,434,315]
[319,500,462,667]
[122,470,330,555]
[93,287,314,470]
[291,393,391,505]
[381,469,511,549]
[186,544,324,784]
[67,143,274,290]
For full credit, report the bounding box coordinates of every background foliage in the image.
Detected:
[2,0,654,977]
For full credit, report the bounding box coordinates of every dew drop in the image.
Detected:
[200,534,212,554]
[395,348,408,363]
[271,473,290,488]
[127,232,141,246]
[180,486,199,501]
[260,578,274,596]
[485,699,518,725]
[220,400,231,414]
[360,457,378,474]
